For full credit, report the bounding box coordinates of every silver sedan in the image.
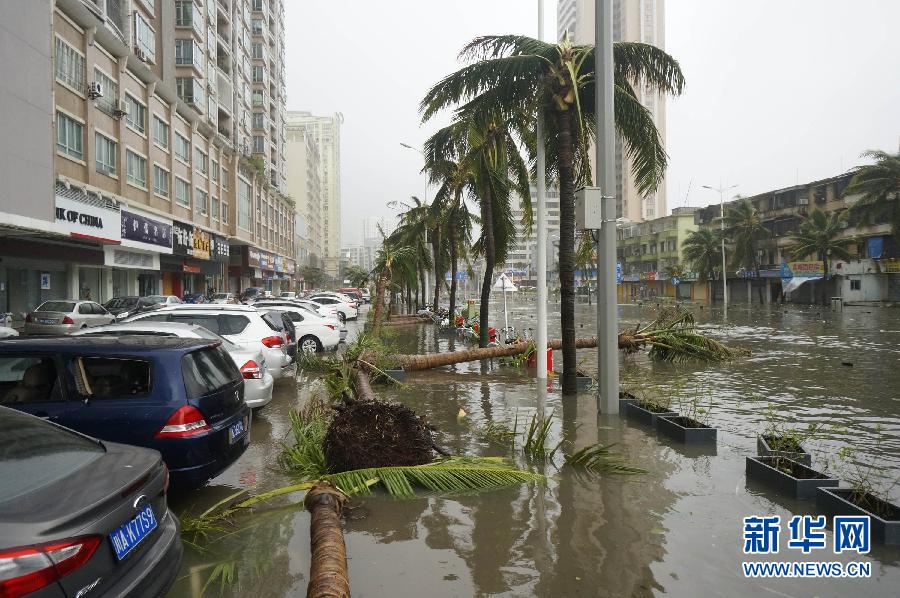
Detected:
[24,300,115,335]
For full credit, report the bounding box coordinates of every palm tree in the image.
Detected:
[724,197,768,272]
[788,209,855,305]
[423,116,530,347]
[389,201,434,312]
[371,243,415,336]
[845,150,900,241]
[682,229,721,304]
[421,35,684,393]
[343,265,369,289]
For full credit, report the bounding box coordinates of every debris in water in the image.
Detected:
[458,407,467,418]
[841,361,853,367]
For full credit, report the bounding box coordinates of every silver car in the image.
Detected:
[72,321,274,409]
[24,300,115,335]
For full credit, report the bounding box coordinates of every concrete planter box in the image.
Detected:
[745,456,838,500]
[816,487,900,545]
[625,401,677,427]
[657,416,717,444]
[757,434,811,466]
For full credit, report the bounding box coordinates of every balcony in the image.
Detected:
[216,69,233,114]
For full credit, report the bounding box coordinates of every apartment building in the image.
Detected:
[557,0,667,221]
[285,124,324,268]
[0,0,296,318]
[508,186,561,283]
[287,111,342,279]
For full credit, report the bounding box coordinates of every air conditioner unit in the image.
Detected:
[134,47,148,62]
[88,82,103,100]
[113,100,128,119]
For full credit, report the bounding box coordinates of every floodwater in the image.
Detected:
[168,298,900,597]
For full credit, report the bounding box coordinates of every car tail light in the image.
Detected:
[0,536,101,597]
[24,314,33,323]
[155,405,210,438]
[62,316,75,325]
[261,335,283,348]
[240,359,262,379]
[324,324,336,331]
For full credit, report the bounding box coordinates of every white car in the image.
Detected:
[307,294,358,322]
[360,288,371,303]
[123,304,293,380]
[253,300,347,342]
[279,292,297,299]
[210,292,236,304]
[72,322,274,409]
[257,306,340,352]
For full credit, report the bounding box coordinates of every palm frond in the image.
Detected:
[326,457,545,499]
[565,443,648,475]
[277,410,328,480]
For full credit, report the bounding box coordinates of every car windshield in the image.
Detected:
[104,297,137,309]
[0,409,104,504]
[37,301,75,312]
[146,295,167,303]
[213,293,230,300]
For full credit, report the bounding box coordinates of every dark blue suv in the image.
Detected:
[0,336,250,488]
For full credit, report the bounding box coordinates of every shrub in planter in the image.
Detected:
[657,415,717,444]
[757,434,812,467]
[625,400,677,427]
[816,487,900,545]
[618,391,636,413]
[746,456,838,500]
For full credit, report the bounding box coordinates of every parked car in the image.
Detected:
[103,296,162,321]
[253,299,347,342]
[0,406,183,597]
[360,288,371,303]
[257,306,340,352]
[182,293,207,304]
[123,305,293,380]
[0,326,18,339]
[0,336,251,488]
[337,288,363,303]
[24,300,116,335]
[145,295,183,307]
[211,292,237,304]
[279,291,297,299]
[256,310,297,363]
[307,294,358,322]
[240,287,266,303]
[72,322,274,409]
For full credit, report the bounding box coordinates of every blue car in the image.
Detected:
[0,336,251,488]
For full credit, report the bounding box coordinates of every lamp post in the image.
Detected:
[400,142,430,309]
[701,183,737,318]
[535,0,548,382]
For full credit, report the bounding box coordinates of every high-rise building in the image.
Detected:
[0,0,298,317]
[286,111,342,279]
[361,216,396,245]
[508,186,561,281]
[285,125,324,268]
[557,0,667,222]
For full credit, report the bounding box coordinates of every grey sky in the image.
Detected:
[284,1,900,245]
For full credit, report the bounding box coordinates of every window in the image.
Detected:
[153,165,170,197]
[211,197,219,220]
[252,90,264,106]
[133,12,156,62]
[55,37,85,93]
[181,346,240,399]
[56,112,83,160]
[252,136,265,154]
[175,0,203,36]
[252,18,264,36]
[95,132,117,176]
[175,39,203,70]
[211,160,219,183]
[222,168,229,190]
[176,76,204,107]
[76,357,151,399]
[252,65,264,83]
[124,94,146,134]
[194,188,208,214]
[850,279,861,291]
[0,357,60,404]
[125,150,147,188]
[137,0,155,13]
[195,148,208,175]
[152,115,169,149]
[252,112,265,129]
[175,133,190,163]
[93,68,118,114]
[174,177,190,206]
[252,42,264,59]
[237,177,251,230]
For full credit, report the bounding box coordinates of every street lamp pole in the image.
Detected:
[535,0,548,381]
[400,142,430,309]
[702,183,737,318]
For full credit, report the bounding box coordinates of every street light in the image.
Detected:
[702,183,738,318]
[400,142,430,308]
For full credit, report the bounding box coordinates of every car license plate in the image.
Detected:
[38,319,55,325]
[109,505,157,561]
[229,418,246,443]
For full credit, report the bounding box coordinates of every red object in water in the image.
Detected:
[526,347,553,371]
[488,327,497,343]
[455,315,465,327]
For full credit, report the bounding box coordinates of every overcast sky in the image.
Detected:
[284,1,900,246]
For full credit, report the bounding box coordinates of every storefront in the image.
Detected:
[159,220,226,297]
[107,205,174,297]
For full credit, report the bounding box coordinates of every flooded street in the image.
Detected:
[168,299,900,597]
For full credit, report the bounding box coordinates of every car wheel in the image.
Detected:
[81,324,87,329]
[338,312,346,324]
[300,335,322,353]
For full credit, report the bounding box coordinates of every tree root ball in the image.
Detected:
[324,400,435,473]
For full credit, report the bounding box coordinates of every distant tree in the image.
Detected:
[788,209,856,305]
[301,266,327,290]
[343,265,369,288]
[682,228,722,303]
[845,150,900,241]
[724,197,768,271]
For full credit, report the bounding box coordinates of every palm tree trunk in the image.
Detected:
[479,187,495,348]
[432,228,442,311]
[449,221,459,320]
[554,110,577,395]
[304,482,350,598]
[822,258,829,305]
[406,284,412,314]
[394,337,600,371]
[419,267,426,313]
[372,272,388,336]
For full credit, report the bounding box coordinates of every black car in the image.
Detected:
[0,406,183,597]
